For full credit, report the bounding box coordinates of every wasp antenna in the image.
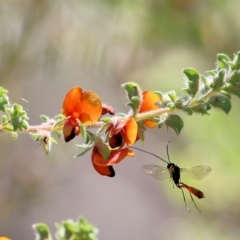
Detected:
[130,147,168,164]
[166,141,171,163]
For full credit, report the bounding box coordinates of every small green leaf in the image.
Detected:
[217,53,230,69]
[97,142,110,160]
[183,68,200,97]
[2,115,9,124]
[210,69,226,89]
[121,82,142,101]
[8,104,29,131]
[208,95,231,114]
[228,70,240,85]
[137,122,145,145]
[121,82,142,114]
[157,115,167,128]
[99,117,111,123]
[75,146,93,158]
[0,87,9,112]
[223,83,240,98]
[78,122,87,141]
[10,131,18,140]
[232,52,240,70]
[91,135,110,160]
[165,114,184,135]
[55,216,98,240]
[40,115,49,123]
[32,223,53,240]
[55,113,65,119]
[167,91,177,103]
[96,122,110,135]
[191,102,211,115]
[51,119,64,131]
[3,125,14,131]
[154,91,163,100]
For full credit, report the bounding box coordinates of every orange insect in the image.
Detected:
[131,142,211,212]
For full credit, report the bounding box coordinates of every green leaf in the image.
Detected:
[96,122,110,135]
[217,53,230,69]
[137,122,145,145]
[157,115,167,128]
[208,95,231,114]
[55,216,98,240]
[165,114,184,135]
[2,115,9,124]
[40,115,49,123]
[228,70,240,85]
[121,82,142,114]
[191,102,211,115]
[7,104,29,131]
[154,91,163,99]
[3,124,14,131]
[91,135,110,160]
[79,122,87,141]
[55,113,65,120]
[167,91,177,102]
[75,146,92,158]
[99,117,111,123]
[51,119,65,132]
[0,86,9,112]
[32,223,53,240]
[183,68,200,97]
[121,82,142,101]
[210,69,226,89]
[223,83,240,98]
[10,132,18,140]
[232,52,240,70]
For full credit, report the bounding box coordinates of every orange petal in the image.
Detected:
[142,119,158,128]
[63,117,80,142]
[91,147,115,177]
[0,237,11,240]
[123,117,138,146]
[139,91,161,128]
[62,87,83,117]
[92,163,115,177]
[139,91,161,112]
[78,91,102,125]
[93,148,134,166]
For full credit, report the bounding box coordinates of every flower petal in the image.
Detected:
[92,163,115,177]
[63,117,80,142]
[78,91,102,125]
[62,87,83,117]
[91,146,115,177]
[139,91,161,128]
[123,117,138,146]
[93,148,134,166]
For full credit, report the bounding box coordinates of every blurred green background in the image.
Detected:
[1,0,240,239]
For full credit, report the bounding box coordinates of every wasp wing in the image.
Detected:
[180,165,211,180]
[142,164,169,181]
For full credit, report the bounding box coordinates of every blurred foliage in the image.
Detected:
[33,216,98,240]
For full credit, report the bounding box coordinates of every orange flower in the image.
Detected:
[139,91,162,128]
[0,237,11,240]
[62,87,102,142]
[91,146,135,177]
[107,117,138,148]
